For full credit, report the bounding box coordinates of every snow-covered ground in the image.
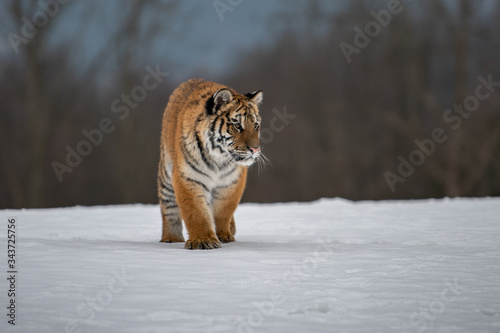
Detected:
[1,198,499,332]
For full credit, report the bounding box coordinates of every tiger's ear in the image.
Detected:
[246,90,263,105]
[212,89,233,113]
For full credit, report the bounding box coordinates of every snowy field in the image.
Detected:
[1,198,499,332]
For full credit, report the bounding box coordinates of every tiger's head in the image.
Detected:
[208,88,263,166]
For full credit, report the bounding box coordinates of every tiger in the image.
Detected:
[157,78,264,250]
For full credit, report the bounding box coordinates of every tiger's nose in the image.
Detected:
[248,146,260,154]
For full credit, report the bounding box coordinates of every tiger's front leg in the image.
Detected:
[173,172,220,250]
[214,210,236,244]
[213,171,246,243]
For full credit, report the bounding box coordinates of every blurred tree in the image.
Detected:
[230,0,500,202]
[0,0,183,208]
[1,0,499,208]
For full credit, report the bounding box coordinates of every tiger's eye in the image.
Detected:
[233,123,242,131]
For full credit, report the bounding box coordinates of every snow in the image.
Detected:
[1,197,499,332]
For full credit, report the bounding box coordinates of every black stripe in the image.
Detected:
[161,184,174,195]
[180,136,195,159]
[159,170,170,187]
[160,185,175,194]
[180,139,211,179]
[160,196,175,204]
[161,200,179,209]
[195,113,204,124]
[158,159,171,186]
[160,191,176,201]
[158,169,166,184]
[214,144,224,154]
[210,117,218,135]
[195,131,215,170]
[160,198,176,207]
[185,158,211,178]
[180,139,198,165]
[159,175,174,192]
[183,175,210,193]
[162,166,171,180]
[180,136,205,169]
[159,184,176,196]
[209,118,219,149]
[210,118,225,154]
[160,187,175,197]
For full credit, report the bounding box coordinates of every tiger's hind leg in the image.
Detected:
[230,216,236,236]
[158,160,184,243]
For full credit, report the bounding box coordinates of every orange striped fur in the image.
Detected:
[158,79,263,249]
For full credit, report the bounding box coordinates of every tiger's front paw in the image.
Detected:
[217,231,235,243]
[185,237,221,250]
